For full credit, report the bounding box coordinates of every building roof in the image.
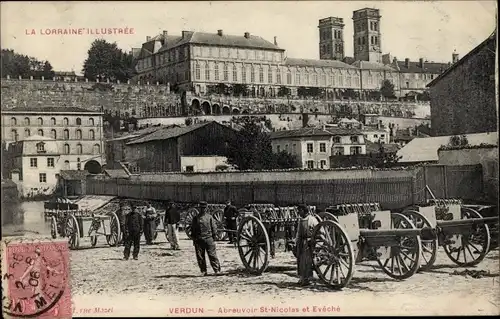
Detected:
[140,31,284,54]
[3,106,103,114]
[426,31,496,87]
[351,60,397,71]
[366,140,400,154]
[59,170,90,180]
[126,121,225,145]
[284,57,357,69]
[397,132,498,162]
[395,60,449,74]
[106,126,164,142]
[104,169,130,179]
[270,126,362,140]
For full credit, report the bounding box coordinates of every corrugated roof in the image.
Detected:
[107,126,164,142]
[270,127,362,139]
[284,57,357,69]
[105,169,129,179]
[397,132,499,162]
[126,122,216,145]
[3,106,102,114]
[351,60,397,71]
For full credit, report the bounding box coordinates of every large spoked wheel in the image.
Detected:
[50,216,57,239]
[402,210,438,271]
[311,220,354,290]
[184,208,199,239]
[443,207,491,267]
[237,216,270,275]
[318,212,339,222]
[106,212,121,247]
[377,213,422,280]
[66,215,80,250]
[212,209,228,241]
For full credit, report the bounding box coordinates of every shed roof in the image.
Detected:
[105,169,130,179]
[59,170,90,180]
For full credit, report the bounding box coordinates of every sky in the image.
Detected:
[1,1,497,75]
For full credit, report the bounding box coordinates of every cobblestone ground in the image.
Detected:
[68,232,500,316]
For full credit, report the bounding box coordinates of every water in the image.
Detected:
[2,201,51,237]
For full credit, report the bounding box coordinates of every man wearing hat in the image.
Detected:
[123,205,144,260]
[295,204,318,286]
[190,201,221,276]
[223,199,238,244]
[165,199,180,250]
[143,202,157,245]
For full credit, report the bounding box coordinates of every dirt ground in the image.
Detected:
[65,232,500,317]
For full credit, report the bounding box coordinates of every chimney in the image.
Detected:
[404,58,410,69]
[162,30,168,38]
[182,31,189,38]
[146,36,151,41]
[419,58,424,68]
[274,36,278,45]
[217,29,223,36]
[452,50,459,63]
[244,32,250,39]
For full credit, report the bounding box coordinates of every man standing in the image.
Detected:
[165,199,180,250]
[223,200,238,244]
[295,204,318,286]
[144,203,157,245]
[123,205,143,260]
[191,201,221,276]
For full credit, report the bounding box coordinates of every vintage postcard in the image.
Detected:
[1,0,498,317]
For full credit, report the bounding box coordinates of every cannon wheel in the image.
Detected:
[377,213,422,280]
[212,209,228,241]
[402,210,438,271]
[443,207,491,267]
[184,208,199,239]
[106,212,121,247]
[66,214,80,250]
[237,215,270,275]
[50,216,57,239]
[311,220,354,289]
[318,212,339,222]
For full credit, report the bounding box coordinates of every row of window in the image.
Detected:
[320,29,343,41]
[357,35,379,46]
[276,137,362,154]
[306,160,328,169]
[9,117,96,127]
[30,157,55,168]
[31,142,101,155]
[10,129,98,141]
[354,21,379,32]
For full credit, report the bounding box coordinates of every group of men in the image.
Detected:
[118,199,318,286]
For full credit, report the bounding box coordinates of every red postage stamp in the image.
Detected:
[2,239,72,318]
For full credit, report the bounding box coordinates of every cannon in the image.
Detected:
[310,203,424,289]
[183,204,227,241]
[400,197,498,271]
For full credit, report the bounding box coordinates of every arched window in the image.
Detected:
[276,69,281,84]
[37,129,44,136]
[89,118,95,126]
[24,117,30,126]
[64,144,70,154]
[76,118,82,125]
[89,129,95,140]
[223,64,228,81]
[93,144,101,154]
[205,64,210,80]
[241,66,247,83]
[232,65,237,82]
[63,129,69,140]
[64,160,70,169]
[25,128,30,137]
[76,129,82,140]
[195,63,201,80]
[51,117,56,125]
[37,117,43,125]
[63,117,69,125]
[259,67,264,83]
[250,66,255,82]
[11,117,17,126]
[51,129,57,139]
[268,68,272,83]
[11,129,18,141]
[214,64,219,81]
[76,143,83,154]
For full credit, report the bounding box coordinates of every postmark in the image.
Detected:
[1,239,71,318]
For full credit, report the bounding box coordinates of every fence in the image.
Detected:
[85,164,485,209]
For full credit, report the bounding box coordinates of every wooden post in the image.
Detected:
[443,165,448,198]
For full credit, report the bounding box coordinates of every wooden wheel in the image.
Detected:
[212,209,228,241]
[402,210,438,271]
[66,214,80,250]
[311,220,354,289]
[237,215,270,275]
[106,212,121,247]
[50,216,57,239]
[184,208,199,239]
[377,213,422,280]
[318,212,339,222]
[444,207,491,267]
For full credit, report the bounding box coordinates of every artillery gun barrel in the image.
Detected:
[436,217,499,228]
[360,227,435,247]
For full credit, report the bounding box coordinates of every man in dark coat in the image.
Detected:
[143,203,157,245]
[223,200,238,244]
[123,205,144,260]
[191,201,221,276]
[165,199,181,250]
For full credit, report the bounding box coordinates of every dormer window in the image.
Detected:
[36,142,46,153]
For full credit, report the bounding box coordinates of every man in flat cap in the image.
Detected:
[165,199,180,250]
[223,199,238,244]
[190,201,221,276]
[295,204,318,286]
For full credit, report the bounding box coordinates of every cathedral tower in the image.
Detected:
[318,17,345,60]
[352,8,382,63]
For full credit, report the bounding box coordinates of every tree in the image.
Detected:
[277,86,291,97]
[1,49,54,79]
[380,79,396,99]
[233,84,248,97]
[82,39,136,82]
[370,142,401,168]
[297,86,308,98]
[275,151,301,169]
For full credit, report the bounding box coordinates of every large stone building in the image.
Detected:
[133,7,449,100]
[427,31,497,136]
[2,107,106,175]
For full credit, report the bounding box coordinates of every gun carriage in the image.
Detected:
[135,205,168,241]
[183,204,228,241]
